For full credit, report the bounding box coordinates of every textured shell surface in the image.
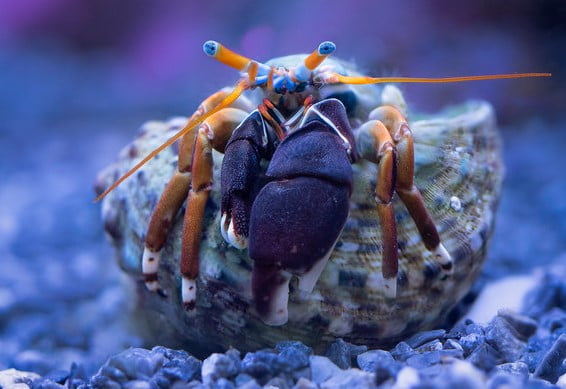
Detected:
[97,58,503,354]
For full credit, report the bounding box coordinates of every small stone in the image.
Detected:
[43,369,69,384]
[292,377,317,389]
[497,308,538,341]
[391,342,416,362]
[485,316,527,363]
[320,368,375,389]
[522,272,565,319]
[201,353,240,384]
[415,339,444,353]
[309,356,341,385]
[492,361,529,380]
[466,343,501,372]
[237,379,261,389]
[526,377,559,388]
[446,322,467,339]
[31,378,66,389]
[234,373,254,387]
[356,349,396,372]
[486,372,523,389]
[405,329,446,348]
[406,351,442,369]
[123,380,151,389]
[275,341,312,372]
[264,376,290,389]
[325,339,367,369]
[459,333,486,356]
[465,322,485,336]
[394,366,420,389]
[444,339,464,352]
[557,372,566,387]
[534,333,566,384]
[540,308,566,333]
[0,369,41,389]
[241,350,278,383]
[431,360,485,389]
[214,377,236,389]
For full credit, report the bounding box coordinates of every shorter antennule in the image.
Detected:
[293,41,336,82]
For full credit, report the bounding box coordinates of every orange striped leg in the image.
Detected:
[142,90,250,294]
[369,105,453,275]
[180,108,248,310]
[356,120,399,297]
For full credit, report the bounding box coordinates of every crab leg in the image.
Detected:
[369,105,453,275]
[356,120,399,297]
[180,108,249,309]
[142,90,250,293]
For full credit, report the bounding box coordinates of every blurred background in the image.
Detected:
[0,0,564,376]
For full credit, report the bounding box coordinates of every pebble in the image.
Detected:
[309,356,341,385]
[292,377,317,389]
[240,350,279,383]
[405,329,446,348]
[319,368,375,389]
[325,338,367,369]
[275,341,312,372]
[0,369,41,389]
[458,333,485,356]
[497,308,538,341]
[201,352,240,384]
[485,316,527,363]
[533,334,566,384]
[390,342,416,362]
[466,343,501,372]
[394,366,420,389]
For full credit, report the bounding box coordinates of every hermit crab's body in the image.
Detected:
[96,41,546,352]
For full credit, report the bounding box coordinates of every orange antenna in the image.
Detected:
[95,81,249,202]
[328,72,552,85]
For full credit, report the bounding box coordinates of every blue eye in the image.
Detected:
[203,40,219,56]
[318,41,336,55]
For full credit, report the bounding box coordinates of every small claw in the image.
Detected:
[220,213,248,249]
[142,247,161,292]
[383,276,397,298]
[182,276,197,310]
[431,243,453,275]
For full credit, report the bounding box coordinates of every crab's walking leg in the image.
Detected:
[356,120,399,297]
[370,105,453,275]
[142,89,251,294]
[180,108,250,309]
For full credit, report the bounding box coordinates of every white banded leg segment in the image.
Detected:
[382,274,397,298]
[142,247,162,292]
[182,276,197,310]
[297,236,340,295]
[431,243,453,275]
[263,272,292,326]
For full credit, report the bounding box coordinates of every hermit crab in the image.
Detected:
[96,41,548,350]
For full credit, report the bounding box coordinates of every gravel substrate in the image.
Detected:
[1,265,563,389]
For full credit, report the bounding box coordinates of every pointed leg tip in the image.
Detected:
[432,244,454,275]
[261,308,289,326]
[182,277,197,310]
[144,279,160,292]
[382,276,397,298]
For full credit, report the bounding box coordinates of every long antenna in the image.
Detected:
[329,72,551,85]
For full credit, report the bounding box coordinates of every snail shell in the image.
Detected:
[97,99,502,355]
